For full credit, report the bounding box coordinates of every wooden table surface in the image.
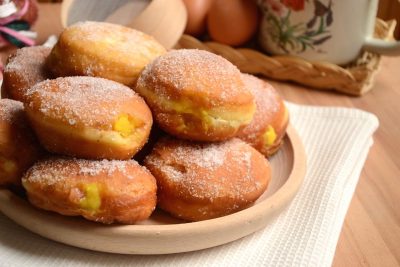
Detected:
[1,3,399,267]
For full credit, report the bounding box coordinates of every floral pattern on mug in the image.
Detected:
[259,0,333,53]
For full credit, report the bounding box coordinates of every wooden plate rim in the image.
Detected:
[0,124,306,254]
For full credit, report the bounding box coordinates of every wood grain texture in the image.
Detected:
[271,57,400,267]
[0,3,399,264]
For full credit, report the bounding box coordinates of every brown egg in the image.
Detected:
[207,0,259,46]
[183,0,215,36]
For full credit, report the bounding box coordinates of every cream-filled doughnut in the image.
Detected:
[45,21,166,87]
[22,158,157,224]
[136,49,256,141]
[144,137,271,221]
[1,46,51,102]
[0,99,42,186]
[24,76,153,159]
[237,74,289,156]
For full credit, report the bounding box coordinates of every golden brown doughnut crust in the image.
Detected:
[136,49,256,141]
[45,21,166,87]
[0,99,42,186]
[1,46,51,102]
[24,76,153,159]
[22,158,157,224]
[144,137,271,221]
[237,74,289,157]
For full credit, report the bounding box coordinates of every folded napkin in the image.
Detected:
[0,103,379,267]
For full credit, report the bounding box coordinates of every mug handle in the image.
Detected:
[363,38,400,55]
[362,0,400,56]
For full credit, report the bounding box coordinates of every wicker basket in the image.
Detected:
[175,19,396,96]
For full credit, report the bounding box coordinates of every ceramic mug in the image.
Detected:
[257,0,400,65]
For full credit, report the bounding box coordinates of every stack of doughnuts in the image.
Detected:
[1,22,162,224]
[0,21,288,224]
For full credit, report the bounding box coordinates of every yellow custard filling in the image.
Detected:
[29,112,144,147]
[113,114,137,137]
[262,125,277,147]
[140,89,255,129]
[79,183,101,212]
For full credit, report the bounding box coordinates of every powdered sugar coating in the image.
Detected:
[137,49,253,107]
[23,158,149,186]
[238,74,283,140]
[47,21,166,87]
[25,76,140,128]
[4,46,50,88]
[68,21,162,59]
[0,99,24,123]
[162,140,227,171]
[145,137,270,201]
[0,99,42,187]
[22,157,157,224]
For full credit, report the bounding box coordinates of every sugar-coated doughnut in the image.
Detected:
[144,137,271,221]
[24,76,153,159]
[22,158,157,224]
[0,99,42,186]
[136,49,256,141]
[45,21,166,87]
[1,46,51,102]
[237,74,289,156]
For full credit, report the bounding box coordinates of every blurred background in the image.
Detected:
[36,0,400,39]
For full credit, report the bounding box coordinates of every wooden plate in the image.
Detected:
[0,125,306,255]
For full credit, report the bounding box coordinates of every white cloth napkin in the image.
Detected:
[0,103,379,267]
